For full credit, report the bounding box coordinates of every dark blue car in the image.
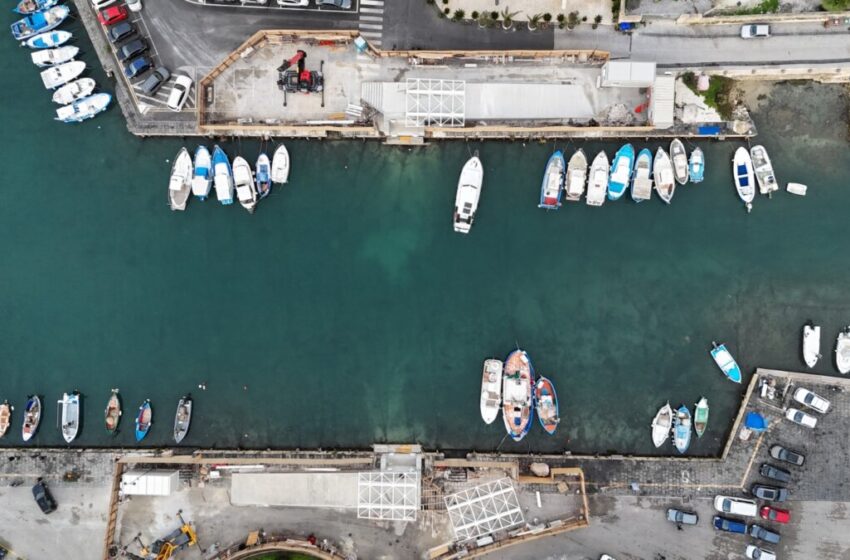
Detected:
[713,515,746,534]
[124,56,151,79]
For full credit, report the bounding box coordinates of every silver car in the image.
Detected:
[666,508,698,525]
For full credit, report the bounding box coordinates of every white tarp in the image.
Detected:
[120,470,179,496]
[465,83,594,121]
[231,472,359,508]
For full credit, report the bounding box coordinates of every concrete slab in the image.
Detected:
[231,472,359,508]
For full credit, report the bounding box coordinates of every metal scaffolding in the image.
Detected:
[444,478,524,541]
[405,78,465,127]
[357,472,420,521]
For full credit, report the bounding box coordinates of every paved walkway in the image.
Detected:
[441,0,614,25]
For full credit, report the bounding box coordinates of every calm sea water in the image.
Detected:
[1,16,849,455]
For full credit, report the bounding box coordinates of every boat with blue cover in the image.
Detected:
[255,153,272,199]
[535,376,560,435]
[212,145,234,205]
[11,5,70,40]
[711,341,742,383]
[538,151,565,209]
[502,349,534,442]
[733,147,755,213]
[688,147,705,183]
[673,404,692,454]
[55,92,110,123]
[15,0,59,15]
[135,399,152,442]
[191,145,212,200]
[25,29,71,49]
[631,148,653,202]
[608,143,634,201]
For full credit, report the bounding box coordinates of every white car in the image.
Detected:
[166,75,194,112]
[793,387,830,413]
[741,24,770,38]
[91,0,115,8]
[746,545,777,560]
[126,0,142,12]
[786,407,817,428]
[713,495,757,517]
[278,0,309,5]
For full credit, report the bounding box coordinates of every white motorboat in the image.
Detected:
[233,156,257,213]
[31,45,78,67]
[191,145,213,200]
[670,139,689,185]
[480,358,503,425]
[586,151,608,207]
[271,144,290,184]
[631,148,653,202]
[750,145,778,196]
[653,147,675,204]
[453,154,484,234]
[836,327,850,375]
[651,402,673,448]
[58,391,81,443]
[564,149,587,202]
[168,147,193,211]
[40,60,85,89]
[55,93,111,123]
[786,182,808,196]
[52,77,95,105]
[732,147,755,213]
[802,323,821,368]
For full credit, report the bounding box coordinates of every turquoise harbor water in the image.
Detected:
[1,17,849,454]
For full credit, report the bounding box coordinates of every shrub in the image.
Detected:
[471,10,479,18]
[557,13,565,22]
[491,10,499,20]
[453,8,465,19]
[444,7,450,15]
[543,12,552,21]
[567,11,580,28]
[441,0,448,4]
[823,0,850,9]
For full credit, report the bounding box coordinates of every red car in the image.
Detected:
[98,5,128,25]
[760,505,790,524]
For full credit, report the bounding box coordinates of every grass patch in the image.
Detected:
[681,72,736,120]
[822,0,850,10]
[730,0,778,14]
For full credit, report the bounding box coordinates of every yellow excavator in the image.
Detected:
[131,513,197,560]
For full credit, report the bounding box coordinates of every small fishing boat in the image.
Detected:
[586,151,608,207]
[52,77,95,105]
[212,145,234,205]
[255,153,272,199]
[168,147,192,211]
[104,389,121,435]
[15,0,59,15]
[836,327,850,375]
[670,139,689,185]
[58,391,81,443]
[40,60,85,89]
[173,395,192,444]
[711,341,742,383]
[11,5,70,41]
[538,150,565,209]
[502,349,535,442]
[31,45,78,67]
[631,148,653,202]
[802,322,821,369]
[0,401,11,438]
[55,92,111,123]
[653,148,675,204]
[688,147,705,184]
[22,395,41,442]
[651,402,672,448]
[191,145,212,200]
[233,156,257,213]
[733,147,755,213]
[271,144,290,184]
[672,404,692,454]
[607,143,634,201]
[694,397,709,438]
[750,145,778,196]
[135,400,152,442]
[535,376,560,435]
[453,154,484,234]
[786,182,807,196]
[25,29,71,49]
[564,149,587,202]
[479,358,503,425]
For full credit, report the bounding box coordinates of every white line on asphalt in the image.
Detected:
[360,0,383,5]
[358,23,383,30]
[360,15,383,22]
[360,7,383,13]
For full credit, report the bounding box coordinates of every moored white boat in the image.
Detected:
[733,147,755,213]
[480,358,503,425]
[586,151,608,207]
[52,77,95,105]
[631,148,653,202]
[15,0,59,15]
[711,342,742,383]
[233,156,257,213]
[673,404,692,454]
[564,149,587,202]
[651,402,672,448]
[255,153,272,199]
[22,395,41,442]
[271,144,290,184]
[11,5,70,41]
[836,327,850,375]
[40,60,85,89]
[191,145,212,200]
[750,145,778,196]
[670,139,689,185]
[31,45,78,67]
[786,182,807,196]
[0,401,11,439]
[802,322,821,369]
[168,147,192,211]
[653,148,675,204]
[607,143,634,201]
[58,391,81,443]
[173,395,193,444]
[502,349,534,442]
[688,147,705,183]
[453,154,484,234]
[55,92,110,123]
[25,29,71,49]
[538,150,565,210]
[212,145,234,205]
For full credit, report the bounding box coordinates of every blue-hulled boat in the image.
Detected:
[535,376,560,435]
[256,152,272,199]
[135,399,152,442]
[14,0,59,15]
[212,145,234,205]
[710,342,742,383]
[608,143,634,201]
[25,29,70,49]
[673,404,692,454]
[502,349,535,442]
[631,148,653,202]
[11,5,69,40]
[538,151,565,210]
[689,147,705,183]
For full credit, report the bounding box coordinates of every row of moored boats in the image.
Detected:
[0,390,193,444]
[802,322,850,373]
[651,398,709,454]
[168,144,290,212]
[11,1,112,122]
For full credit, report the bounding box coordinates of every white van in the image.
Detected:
[741,24,770,38]
[714,495,758,517]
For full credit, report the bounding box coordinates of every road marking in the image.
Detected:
[360,0,384,5]
[358,0,384,47]
[360,7,383,14]
[360,15,383,22]
[359,23,382,30]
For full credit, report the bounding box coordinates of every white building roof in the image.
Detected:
[601,61,657,87]
[444,478,524,542]
[120,470,179,496]
[651,74,676,128]
[357,471,420,521]
[465,83,594,121]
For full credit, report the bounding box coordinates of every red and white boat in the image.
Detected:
[502,350,534,442]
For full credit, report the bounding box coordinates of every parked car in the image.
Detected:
[759,463,791,483]
[126,0,142,12]
[278,0,309,4]
[746,546,777,560]
[32,478,57,514]
[785,407,817,428]
[107,21,136,44]
[751,484,788,503]
[713,495,758,517]
[666,508,698,525]
[140,66,170,95]
[741,24,770,38]
[97,5,127,25]
[713,516,747,534]
[91,0,115,8]
[318,0,351,8]
[166,74,194,111]
[0,544,8,559]
[749,524,781,544]
[117,38,147,62]
[770,444,805,466]
[760,505,790,524]
[124,55,151,79]
[793,387,830,413]
[600,556,617,560]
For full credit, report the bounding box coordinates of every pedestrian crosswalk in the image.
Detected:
[358,0,384,48]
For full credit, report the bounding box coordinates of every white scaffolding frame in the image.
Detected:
[405,78,465,127]
[444,478,524,541]
[357,471,420,521]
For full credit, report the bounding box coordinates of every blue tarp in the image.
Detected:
[697,125,722,135]
[745,411,767,432]
[619,22,635,31]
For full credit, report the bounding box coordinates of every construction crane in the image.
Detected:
[277,49,324,95]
